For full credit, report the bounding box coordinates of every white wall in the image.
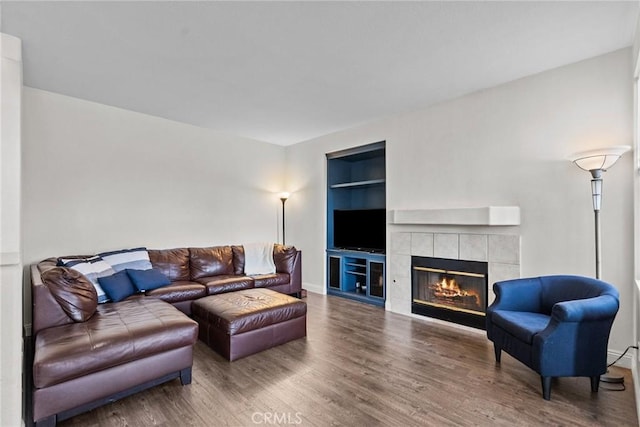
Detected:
[22,88,287,264]
[0,32,23,427]
[286,48,634,354]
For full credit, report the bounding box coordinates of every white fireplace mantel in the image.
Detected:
[389,206,520,226]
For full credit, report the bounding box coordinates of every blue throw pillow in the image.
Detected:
[126,268,171,292]
[97,270,137,302]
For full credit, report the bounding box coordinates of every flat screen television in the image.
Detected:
[333,209,386,253]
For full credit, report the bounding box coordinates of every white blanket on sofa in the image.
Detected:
[243,242,276,275]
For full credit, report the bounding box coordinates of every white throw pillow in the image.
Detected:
[243,242,276,275]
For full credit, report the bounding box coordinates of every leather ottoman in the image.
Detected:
[192,288,306,361]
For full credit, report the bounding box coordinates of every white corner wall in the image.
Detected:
[21,88,288,326]
[286,48,634,355]
[0,32,23,427]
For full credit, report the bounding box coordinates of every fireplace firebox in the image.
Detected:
[411,256,488,330]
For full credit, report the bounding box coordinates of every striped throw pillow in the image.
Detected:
[98,247,152,273]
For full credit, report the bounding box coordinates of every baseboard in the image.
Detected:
[302,282,324,295]
[607,348,634,369]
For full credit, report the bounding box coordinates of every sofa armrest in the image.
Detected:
[288,250,302,293]
[31,263,74,335]
[272,245,302,294]
[488,277,543,313]
[551,295,619,322]
[533,296,618,376]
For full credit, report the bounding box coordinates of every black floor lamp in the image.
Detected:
[280,192,289,245]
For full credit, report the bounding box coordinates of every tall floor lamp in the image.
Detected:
[569,145,630,279]
[280,192,290,245]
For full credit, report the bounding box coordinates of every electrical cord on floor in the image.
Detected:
[607,345,639,368]
[599,345,639,392]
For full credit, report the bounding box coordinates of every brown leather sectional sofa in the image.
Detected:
[30,244,301,426]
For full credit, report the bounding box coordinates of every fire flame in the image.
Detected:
[432,277,478,301]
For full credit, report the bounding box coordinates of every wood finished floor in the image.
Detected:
[60,292,637,426]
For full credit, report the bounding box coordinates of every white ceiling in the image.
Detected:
[2,1,638,146]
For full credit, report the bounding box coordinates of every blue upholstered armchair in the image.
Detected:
[486,275,619,400]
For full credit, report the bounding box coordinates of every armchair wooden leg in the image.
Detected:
[493,343,501,363]
[590,376,600,392]
[541,376,552,400]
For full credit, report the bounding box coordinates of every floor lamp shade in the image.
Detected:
[570,145,631,175]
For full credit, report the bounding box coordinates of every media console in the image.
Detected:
[327,249,385,307]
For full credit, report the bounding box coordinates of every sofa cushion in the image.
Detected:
[58,256,115,304]
[492,310,551,344]
[232,245,245,275]
[144,281,207,303]
[41,267,98,322]
[190,246,234,279]
[33,298,198,389]
[98,270,138,303]
[274,244,297,273]
[148,248,190,282]
[253,273,290,288]
[196,275,255,295]
[98,247,152,272]
[127,268,171,292]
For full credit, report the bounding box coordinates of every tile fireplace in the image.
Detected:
[387,231,520,326]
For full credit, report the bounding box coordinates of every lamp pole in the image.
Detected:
[590,170,603,279]
[280,193,289,245]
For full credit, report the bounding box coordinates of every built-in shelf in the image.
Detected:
[345,262,366,268]
[390,206,520,226]
[346,271,367,276]
[330,179,386,189]
[327,141,386,307]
